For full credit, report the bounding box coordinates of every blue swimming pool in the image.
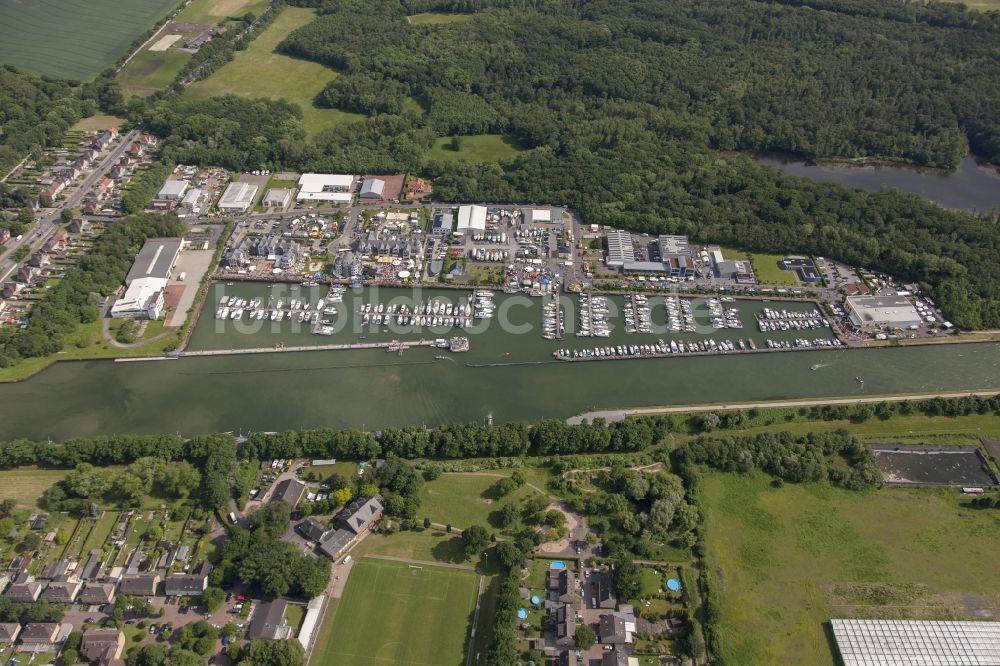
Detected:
[550,561,566,569]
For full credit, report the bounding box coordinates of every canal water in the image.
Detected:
[0,285,998,440]
[755,154,1000,212]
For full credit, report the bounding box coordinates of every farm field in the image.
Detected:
[313,557,478,666]
[0,0,179,80]
[119,49,191,97]
[426,135,525,164]
[186,7,363,136]
[420,471,545,528]
[0,468,67,508]
[700,472,1000,665]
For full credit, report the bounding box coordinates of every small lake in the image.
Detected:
[755,154,1000,213]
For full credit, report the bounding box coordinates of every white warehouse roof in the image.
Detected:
[157,179,188,200]
[218,182,258,211]
[110,277,166,318]
[456,205,487,233]
[832,619,1000,666]
[298,173,354,192]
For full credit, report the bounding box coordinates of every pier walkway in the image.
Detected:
[178,340,437,357]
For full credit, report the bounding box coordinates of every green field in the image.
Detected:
[314,558,478,666]
[119,48,191,96]
[81,511,119,554]
[175,0,269,25]
[701,472,1000,665]
[0,0,180,80]
[0,468,67,508]
[70,115,126,132]
[426,135,524,163]
[407,12,473,25]
[187,7,363,136]
[420,472,544,528]
[721,246,798,285]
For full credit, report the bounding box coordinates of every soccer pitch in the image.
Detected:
[313,558,479,666]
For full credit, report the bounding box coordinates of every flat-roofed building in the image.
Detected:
[218,182,259,212]
[527,209,552,224]
[846,295,922,328]
[157,179,188,201]
[181,188,203,209]
[605,230,635,268]
[110,277,166,319]
[831,619,1000,666]
[297,173,354,203]
[125,238,182,285]
[456,205,487,234]
[263,188,293,208]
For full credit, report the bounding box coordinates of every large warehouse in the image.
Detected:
[359,178,385,200]
[831,619,1000,666]
[605,229,636,268]
[297,173,354,203]
[217,182,259,213]
[456,205,487,233]
[157,179,189,201]
[111,238,183,319]
[847,295,922,328]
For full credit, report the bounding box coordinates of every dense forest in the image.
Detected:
[131,0,1000,328]
[0,67,94,177]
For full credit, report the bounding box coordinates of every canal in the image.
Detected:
[755,153,1000,213]
[0,284,997,440]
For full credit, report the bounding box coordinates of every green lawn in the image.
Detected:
[175,0,269,25]
[70,115,127,132]
[0,0,180,80]
[420,472,544,528]
[700,472,1000,665]
[408,12,473,25]
[426,135,525,164]
[354,529,471,565]
[0,468,67,508]
[119,48,192,97]
[81,511,120,554]
[313,557,478,666]
[186,7,363,136]
[721,246,798,285]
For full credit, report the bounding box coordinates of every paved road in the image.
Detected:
[465,574,486,666]
[0,128,141,285]
[567,389,1000,424]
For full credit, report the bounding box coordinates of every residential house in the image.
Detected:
[553,603,575,648]
[119,574,159,597]
[247,599,293,641]
[28,252,50,269]
[3,283,26,299]
[0,623,20,644]
[598,606,636,646]
[5,581,43,603]
[79,582,117,605]
[81,628,125,664]
[17,623,62,652]
[81,550,104,580]
[270,479,308,508]
[547,569,576,605]
[42,579,82,603]
[164,564,211,597]
[592,571,617,609]
[297,518,333,543]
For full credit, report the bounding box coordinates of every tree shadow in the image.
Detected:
[430,536,469,564]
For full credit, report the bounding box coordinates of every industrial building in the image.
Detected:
[847,295,923,328]
[157,179,188,201]
[781,257,822,283]
[657,235,696,277]
[111,238,183,319]
[605,229,636,268]
[709,247,756,283]
[263,188,293,209]
[296,173,354,203]
[431,212,453,235]
[217,182,259,212]
[456,205,487,234]
[359,178,385,200]
[527,209,552,224]
[831,619,1000,666]
[180,188,203,209]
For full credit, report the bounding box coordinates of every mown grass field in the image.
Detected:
[119,48,191,97]
[313,557,478,666]
[0,468,67,508]
[700,472,1000,665]
[70,115,126,132]
[407,12,473,25]
[175,0,269,25]
[186,7,363,136]
[0,0,180,80]
[721,246,798,285]
[420,471,545,528]
[426,135,525,163]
